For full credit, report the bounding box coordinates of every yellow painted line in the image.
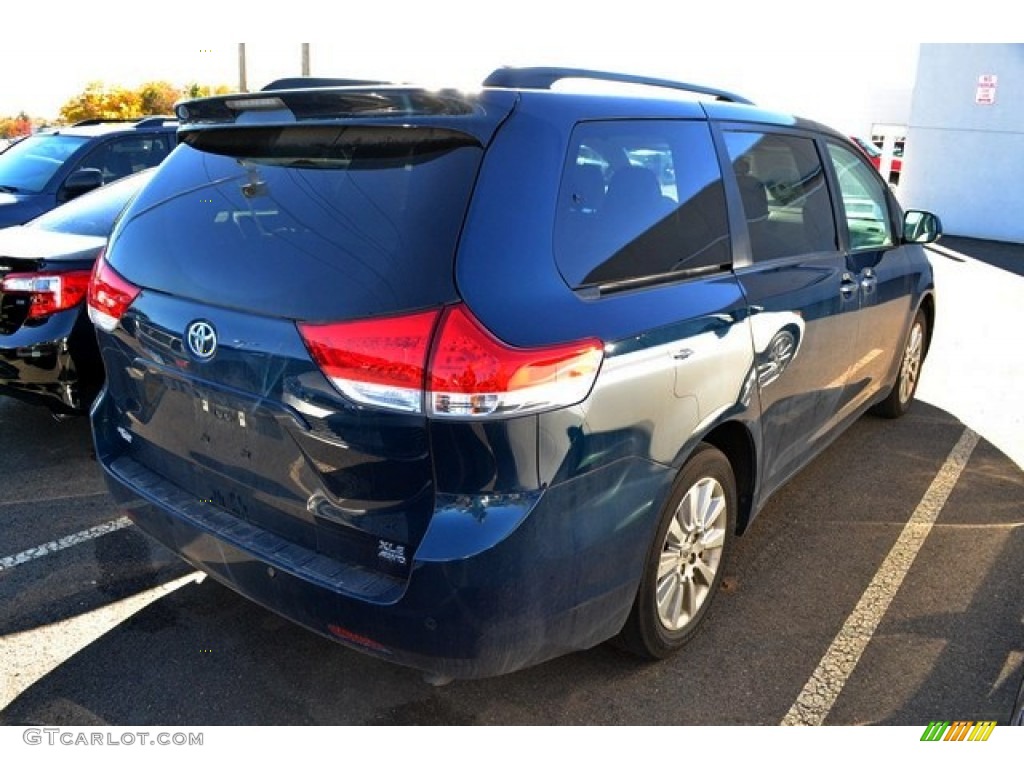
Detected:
[781,427,979,726]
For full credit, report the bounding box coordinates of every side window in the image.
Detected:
[143,136,172,166]
[826,142,894,251]
[554,120,730,288]
[724,131,837,262]
[74,136,171,183]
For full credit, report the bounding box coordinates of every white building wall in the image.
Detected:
[897,44,1024,243]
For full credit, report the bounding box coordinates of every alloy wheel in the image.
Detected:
[655,476,728,631]
[899,321,924,404]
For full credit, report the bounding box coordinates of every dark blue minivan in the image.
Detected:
[88,68,941,678]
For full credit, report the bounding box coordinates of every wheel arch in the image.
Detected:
[918,291,936,359]
[697,420,757,536]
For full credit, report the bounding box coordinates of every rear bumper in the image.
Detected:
[0,361,79,412]
[94,414,670,678]
[0,308,101,413]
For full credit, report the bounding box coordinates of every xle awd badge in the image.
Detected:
[378,540,407,566]
[186,320,217,360]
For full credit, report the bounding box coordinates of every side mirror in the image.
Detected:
[60,168,104,202]
[903,210,942,244]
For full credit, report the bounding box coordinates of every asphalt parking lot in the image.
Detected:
[1,237,1021,726]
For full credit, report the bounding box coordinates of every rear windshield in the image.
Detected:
[108,126,483,321]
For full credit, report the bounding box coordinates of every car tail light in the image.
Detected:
[427,305,603,418]
[2,270,92,319]
[298,309,442,414]
[298,304,604,418]
[87,253,141,332]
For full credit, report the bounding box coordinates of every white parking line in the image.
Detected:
[0,516,133,573]
[781,427,979,726]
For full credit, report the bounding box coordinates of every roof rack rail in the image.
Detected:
[70,116,176,128]
[482,67,754,105]
[133,116,176,128]
[262,77,392,91]
[71,118,137,126]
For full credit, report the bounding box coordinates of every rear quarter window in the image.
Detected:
[554,119,730,289]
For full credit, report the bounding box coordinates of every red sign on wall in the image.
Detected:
[976,74,997,105]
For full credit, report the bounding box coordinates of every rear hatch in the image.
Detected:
[96,87,517,583]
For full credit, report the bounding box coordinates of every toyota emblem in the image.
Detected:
[186,320,218,360]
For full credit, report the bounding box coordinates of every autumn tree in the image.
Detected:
[138,81,181,116]
[59,82,139,123]
[183,82,235,99]
[58,81,232,124]
[0,112,33,138]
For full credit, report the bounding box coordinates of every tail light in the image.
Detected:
[299,309,441,414]
[87,253,140,332]
[2,270,91,319]
[427,305,603,418]
[298,304,604,418]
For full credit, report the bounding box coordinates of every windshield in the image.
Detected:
[0,133,89,193]
[28,169,154,237]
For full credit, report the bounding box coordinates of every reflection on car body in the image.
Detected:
[749,309,804,388]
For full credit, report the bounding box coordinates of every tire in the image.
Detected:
[872,309,927,419]
[617,443,736,659]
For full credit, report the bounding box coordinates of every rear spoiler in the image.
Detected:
[261,77,391,91]
[174,89,480,124]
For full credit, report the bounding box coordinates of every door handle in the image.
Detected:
[840,272,858,298]
[860,268,877,291]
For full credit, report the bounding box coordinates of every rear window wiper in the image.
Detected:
[0,185,20,193]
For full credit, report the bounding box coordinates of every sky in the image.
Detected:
[0,2,1001,136]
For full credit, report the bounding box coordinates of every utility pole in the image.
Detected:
[301,44,310,76]
[238,43,248,92]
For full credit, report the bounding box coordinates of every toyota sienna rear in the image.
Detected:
[90,69,940,678]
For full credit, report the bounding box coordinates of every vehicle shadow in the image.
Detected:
[929,236,1024,277]
[825,432,1024,725]
[1,402,1021,725]
[0,398,194,640]
[0,399,96,479]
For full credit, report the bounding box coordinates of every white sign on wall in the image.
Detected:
[976,74,998,105]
